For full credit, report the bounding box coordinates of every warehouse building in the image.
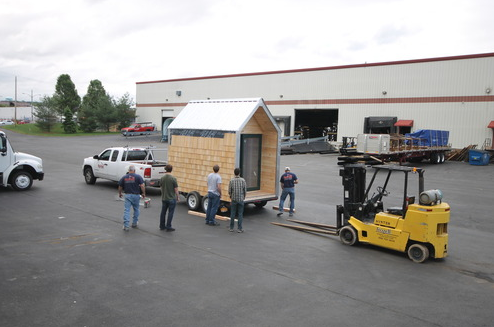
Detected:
[136,52,494,149]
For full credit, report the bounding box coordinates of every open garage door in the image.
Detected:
[294,109,338,140]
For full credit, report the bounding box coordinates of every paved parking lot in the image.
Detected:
[1,130,494,327]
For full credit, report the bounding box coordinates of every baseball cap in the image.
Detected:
[285,167,290,171]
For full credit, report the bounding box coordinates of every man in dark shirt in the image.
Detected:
[118,165,146,231]
[159,164,179,232]
[277,167,298,217]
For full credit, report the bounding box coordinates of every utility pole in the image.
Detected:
[14,76,17,125]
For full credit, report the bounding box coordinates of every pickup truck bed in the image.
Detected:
[83,146,167,187]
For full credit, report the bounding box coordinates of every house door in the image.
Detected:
[240,134,262,191]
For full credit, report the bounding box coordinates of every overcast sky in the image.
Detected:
[1,0,493,103]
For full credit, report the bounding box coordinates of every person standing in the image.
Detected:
[118,165,146,231]
[205,164,222,226]
[159,164,179,232]
[277,167,298,217]
[228,168,247,233]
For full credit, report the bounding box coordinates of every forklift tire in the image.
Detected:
[407,244,429,263]
[340,226,358,246]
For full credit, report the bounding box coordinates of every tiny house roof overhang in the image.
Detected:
[168,98,278,133]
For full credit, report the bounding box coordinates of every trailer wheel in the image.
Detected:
[254,200,268,208]
[439,152,445,163]
[186,191,202,211]
[10,170,33,191]
[430,152,438,164]
[340,226,358,246]
[201,195,209,213]
[407,243,429,263]
[84,167,97,184]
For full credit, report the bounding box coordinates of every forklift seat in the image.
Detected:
[387,207,403,216]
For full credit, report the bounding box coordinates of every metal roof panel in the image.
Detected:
[168,98,265,132]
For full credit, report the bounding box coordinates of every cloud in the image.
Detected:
[1,0,494,103]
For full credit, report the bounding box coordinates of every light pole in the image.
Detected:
[22,90,41,122]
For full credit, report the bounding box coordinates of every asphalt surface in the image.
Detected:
[1,130,493,327]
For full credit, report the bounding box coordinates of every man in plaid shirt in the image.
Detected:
[228,168,247,233]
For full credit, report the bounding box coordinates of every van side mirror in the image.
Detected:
[0,137,6,153]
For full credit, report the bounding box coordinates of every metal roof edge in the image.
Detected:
[136,52,494,85]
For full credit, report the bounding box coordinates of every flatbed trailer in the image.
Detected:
[340,133,451,165]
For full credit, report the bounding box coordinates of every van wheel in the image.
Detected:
[11,171,33,191]
[186,191,202,211]
[408,244,429,263]
[84,167,97,184]
[340,225,358,246]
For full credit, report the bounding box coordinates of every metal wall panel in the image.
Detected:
[136,54,494,148]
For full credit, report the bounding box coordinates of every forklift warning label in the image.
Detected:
[376,227,397,242]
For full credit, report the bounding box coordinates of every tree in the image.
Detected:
[95,95,117,132]
[78,80,109,132]
[54,74,81,116]
[62,107,77,133]
[114,93,136,129]
[34,96,58,132]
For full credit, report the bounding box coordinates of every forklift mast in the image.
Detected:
[337,164,367,227]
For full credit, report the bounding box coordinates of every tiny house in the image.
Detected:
[167,98,280,213]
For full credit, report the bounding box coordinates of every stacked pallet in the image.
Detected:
[446,145,477,161]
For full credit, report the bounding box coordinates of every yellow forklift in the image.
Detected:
[336,164,449,263]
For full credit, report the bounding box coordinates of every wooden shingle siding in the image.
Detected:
[169,133,237,201]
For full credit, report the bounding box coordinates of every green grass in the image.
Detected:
[1,123,119,137]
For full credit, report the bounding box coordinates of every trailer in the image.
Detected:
[340,131,451,165]
[167,98,281,214]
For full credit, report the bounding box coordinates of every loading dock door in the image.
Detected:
[294,109,338,139]
[364,117,397,134]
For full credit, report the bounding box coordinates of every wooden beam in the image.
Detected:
[272,206,296,213]
[187,210,231,221]
[286,219,338,230]
[271,222,338,235]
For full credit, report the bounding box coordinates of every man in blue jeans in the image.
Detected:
[118,165,146,231]
[228,168,247,233]
[206,165,222,226]
[159,164,179,232]
[277,167,298,217]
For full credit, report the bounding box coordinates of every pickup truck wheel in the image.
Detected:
[84,167,97,184]
[11,171,33,191]
[186,191,202,211]
[408,243,429,263]
[340,225,358,246]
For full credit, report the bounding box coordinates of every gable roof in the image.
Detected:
[168,98,275,132]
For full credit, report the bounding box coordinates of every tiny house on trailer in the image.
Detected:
[167,98,281,213]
